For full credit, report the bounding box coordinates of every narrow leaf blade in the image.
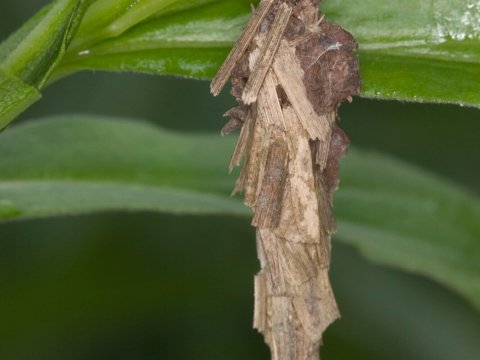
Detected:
[0,71,41,130]
[0,0,93,129]
[0,115,479,310]
[1,0,90,87]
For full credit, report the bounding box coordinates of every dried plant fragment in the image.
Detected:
[211,1,361,359]
[211,0,276,96]
[242,3,292,105]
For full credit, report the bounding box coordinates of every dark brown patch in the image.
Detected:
[221,117,244,135]
[284,13,306,41]
[230,50,251,102]
[323,122,350,192]
[276,85,291,107]
[296,21,361,113]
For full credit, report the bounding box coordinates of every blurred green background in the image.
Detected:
[1,1,480,359]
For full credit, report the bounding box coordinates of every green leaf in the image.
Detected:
[0,115,479,310]
[52,0,480,107]
[69,0,219,52]
[0,4,53,63]
[0,0,92,129]
[54,0,250,80]
[336,150,480,312]
[0,71,41,130]
[322,0,480,107]
[1,0,478,129]
[0,115,244,219]
[0,0,90,87]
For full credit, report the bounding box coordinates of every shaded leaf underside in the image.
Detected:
[0,115,479,311]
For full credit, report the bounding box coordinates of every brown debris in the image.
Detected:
[211,0,361,359]
[243,3,293,105]
[211,0,276,96]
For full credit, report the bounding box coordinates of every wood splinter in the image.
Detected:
[211,0,361,359]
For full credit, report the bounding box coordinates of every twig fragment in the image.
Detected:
[210,0,276,96]
[242,3,292,105]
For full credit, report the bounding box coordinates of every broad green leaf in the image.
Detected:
[52,0,480,107]
[322,0,480,106]
[0,115,479,310]
[54,0,250,80]
[1,0,478,130]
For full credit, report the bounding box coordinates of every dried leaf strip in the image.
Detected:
[272,41,330,143]
[242,3,293,105]
[210,0,276,96]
